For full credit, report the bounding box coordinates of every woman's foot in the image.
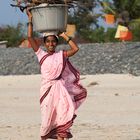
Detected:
[57,135,64,140]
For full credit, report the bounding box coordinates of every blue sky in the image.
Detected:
[0,0,114,29]
[0,0,27,26]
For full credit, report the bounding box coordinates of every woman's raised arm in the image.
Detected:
[26,8,39,52]
[59,32,79,57]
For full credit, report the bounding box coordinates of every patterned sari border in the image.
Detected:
[40,53,52,66]
[74,91,87,102]
[41,115,76,139]
[67,60,87,102]
[40,86,52,104]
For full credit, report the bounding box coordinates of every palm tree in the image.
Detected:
[68,0,99,40]
[99,0,140,29]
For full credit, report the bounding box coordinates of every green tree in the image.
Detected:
[81,27,105,42]
[100,0,140,28]
[104,28,118,42]
[131,26,140,41]
[68,0,100,40]
[0,23,25,47]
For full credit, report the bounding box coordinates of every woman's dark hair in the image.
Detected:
[43,35,59,43]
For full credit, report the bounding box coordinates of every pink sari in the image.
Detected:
[35,48,87,139]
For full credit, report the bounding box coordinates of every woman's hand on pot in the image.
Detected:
[59,32,69,38]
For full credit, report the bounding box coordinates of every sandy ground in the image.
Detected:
[0,74,140,140]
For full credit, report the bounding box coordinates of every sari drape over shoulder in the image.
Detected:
[35,48,87,139]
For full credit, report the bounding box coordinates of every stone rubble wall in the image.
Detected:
[0,42,140,76]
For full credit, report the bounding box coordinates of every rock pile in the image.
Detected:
[0,42,140,76]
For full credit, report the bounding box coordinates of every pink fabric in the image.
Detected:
[35,48,87,139]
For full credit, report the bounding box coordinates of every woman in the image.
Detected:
[26,9,87,140]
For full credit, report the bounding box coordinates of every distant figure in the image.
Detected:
[26,8,87,140]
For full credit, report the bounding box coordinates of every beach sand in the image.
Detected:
[0,74,140,140]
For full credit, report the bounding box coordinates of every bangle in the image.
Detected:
[66,37,72,43]
[27,22,33,26]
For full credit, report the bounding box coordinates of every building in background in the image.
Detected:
[0,41,8,48]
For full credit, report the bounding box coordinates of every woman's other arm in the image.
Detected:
[59,32,79,57]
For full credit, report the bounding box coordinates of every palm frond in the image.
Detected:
[129,18,140,28]
[100,1,116,15]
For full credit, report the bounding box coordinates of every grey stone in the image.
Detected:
[0,42,140,76]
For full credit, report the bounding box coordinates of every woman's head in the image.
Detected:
[43,33,59,53]
[43,35,58,44]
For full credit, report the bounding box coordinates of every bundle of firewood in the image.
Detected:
[11,0,79,12]
[13,0,78,5]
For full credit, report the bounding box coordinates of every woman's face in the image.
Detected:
[44,35,58,52]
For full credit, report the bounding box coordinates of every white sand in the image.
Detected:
[0,74,140,140]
